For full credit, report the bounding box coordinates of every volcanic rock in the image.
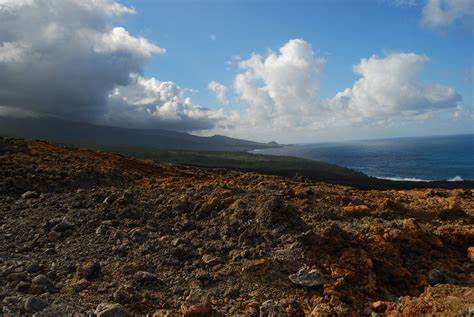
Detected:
[95,303,129,317]
[181,303,213,317]
[77,261,101,280]
[134,271,159,284]
[467,246,474,262]
[21,191,38,199]
[24,296,47,313]
[31,274,53,289]
[259,300,287,317]
[0,138,473,315]
[288,267,326,287]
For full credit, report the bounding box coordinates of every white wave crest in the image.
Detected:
[375,176,431,182]
[376,175,466,182]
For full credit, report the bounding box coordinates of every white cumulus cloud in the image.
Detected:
[208,40,462,141]
[208,81,230,105]
[106,74,224,131]
[233,39,326,129]
[330,52,461,119]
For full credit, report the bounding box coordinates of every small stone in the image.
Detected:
[113,286,132,304]
[116,208,140,220]
[343,204,370,215]
[181,303,212,317]
[24,296,47,313]
[32,274,53,289]
[171,238,181,247]
[72,278,89,292]
[48,230,61,241]
[403,219,423,236]
[310,297,337,316]
[289,266,325,287]
[103,196,113,204]
[195,270,211,282]
[96,224,108,235]
[428,269,445,285]
[201,254,221,266]
[370,301,387,313]
[52,219,74,232]
[77,261,101,280]
[259,300,287,317]
[447,199,462,212]
[467,246,474,262]
[15,281,31,293]
[129,228,146,243]
[95,303,129,317]
[7,272,27,281]
[21,191,38,199]
[134,271,158,284]
[26,262,41,273]
[151,309,178,317]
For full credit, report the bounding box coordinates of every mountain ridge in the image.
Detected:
[0,116,279,152]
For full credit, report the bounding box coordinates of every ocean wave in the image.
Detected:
[376,176,431,182]
[376,175,465,182]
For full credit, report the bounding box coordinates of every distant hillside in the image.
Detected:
[103,147,474,190]
[0,116,279,152]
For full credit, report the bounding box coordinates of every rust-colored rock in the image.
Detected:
[0,138,472,316]
[181,304,212,317]
[467,246,474,262]
[370,301,387,313]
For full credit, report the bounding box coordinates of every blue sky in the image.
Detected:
[119,1,472,106]
[0,0,472,142]
[115,0,474,141]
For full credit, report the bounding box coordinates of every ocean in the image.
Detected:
[255,134,474,181]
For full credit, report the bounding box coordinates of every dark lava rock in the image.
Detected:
[31,274,54,289]
[77,261,101,281]
[24,296,47,313]
[428,269,446,285]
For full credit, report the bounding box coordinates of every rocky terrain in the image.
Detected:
[0,137,473,316]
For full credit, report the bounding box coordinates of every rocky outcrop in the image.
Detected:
[0,138,473,315]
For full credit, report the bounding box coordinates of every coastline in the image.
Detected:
[252,135,474,185]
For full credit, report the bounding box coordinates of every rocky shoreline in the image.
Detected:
[1,138,473,316]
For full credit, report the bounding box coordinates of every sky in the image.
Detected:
[0,0,473,143]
